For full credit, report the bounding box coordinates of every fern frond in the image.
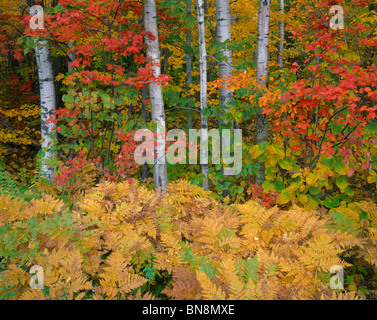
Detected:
[19,288,45,300]
[195,270,226,300]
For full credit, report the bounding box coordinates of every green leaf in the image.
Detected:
[202,107,211,118]
[336,176,348,190]
[334,160,347,175]
[343,186,354,196]
[324,197,334,208]
[274,180,285,192]
[278,190,291,204]
[366,122,377,133]
[242,110,251,120]
[309,186,320,195]
[262,180,275,193]
[278,159,293,171]
[332,196,340,207]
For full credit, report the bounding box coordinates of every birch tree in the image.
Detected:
[216,0,233,121]
[144,0,169,191]
[255,0,271,182]
[196,0,209,190]
[216,0,233,198]
[30,6,57,181]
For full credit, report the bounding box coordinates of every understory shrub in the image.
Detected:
[1,179,377,299]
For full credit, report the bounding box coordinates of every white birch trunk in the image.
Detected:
[216,0,233,120]
[34,36,57,181]
[255,0,271,182]
[144,0,169,191]
[197,0,209,190]
[216,0,233,197]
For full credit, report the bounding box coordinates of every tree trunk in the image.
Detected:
[278,0,284,69]
[216,0,233,198]
[255,0,271,183]
[144,0,169,191]
[141,85,149,124]
[34,36,57,181]
[186,0,193,130]
[216,0,233,121]
[197,0,209,190]
[141,85,149,182]
[67,41,76,73]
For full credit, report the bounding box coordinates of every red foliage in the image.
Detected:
[103,129,140,182]
[247,184,279,208]
[55,151,89,186]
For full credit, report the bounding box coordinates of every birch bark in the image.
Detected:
[33,32,57,181]
[216,0,233,120]
[144,0,169,191]
[255,0,271,182]
[197,0,209,190]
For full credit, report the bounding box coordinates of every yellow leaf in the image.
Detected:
[249,145,263,159]
[278,191,291,204]
[348,283,357,291]
[306,172,318,187]
[297,194,308,205]
[367,173,376,184]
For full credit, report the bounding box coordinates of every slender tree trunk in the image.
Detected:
[279,0,289,158]
[196,0,209,190]
[161,47,170,74]
[370,48,376,121]
[186,0,193,130]
[255,0,271,183]
[216,0,233,121]
[216,0,233,198]
[34,36,57,181]
[67,41,76,72]
[278,0,284,69]
[141,85,149,181]
[141,85,149,124]
[144,0,169,191]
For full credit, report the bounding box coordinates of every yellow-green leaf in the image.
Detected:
[336,176,349,190]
